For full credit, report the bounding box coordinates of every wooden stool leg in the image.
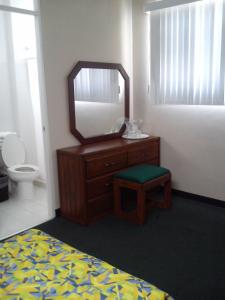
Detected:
[137,189,146,224]
[114,180,122,217]
[162,179,172,209]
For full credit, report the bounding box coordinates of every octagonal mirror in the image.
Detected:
[68,61,129,144]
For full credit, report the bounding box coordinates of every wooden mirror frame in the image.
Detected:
[68,61,129,144]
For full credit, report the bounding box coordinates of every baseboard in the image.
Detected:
[55,208,61,217]
[173,189,225,208]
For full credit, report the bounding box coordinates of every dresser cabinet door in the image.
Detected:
[88,194,113,220]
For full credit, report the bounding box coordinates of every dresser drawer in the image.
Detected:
[86,152,127,179]
[88,193,113,219]
[87,175,113,199]
[128,142,159,165]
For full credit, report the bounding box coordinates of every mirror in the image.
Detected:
[68,61,129,144]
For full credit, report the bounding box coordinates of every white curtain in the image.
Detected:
[150,0,225,105]
[0,11,16,131]
[0,7,46,180]
[74,68,120,103]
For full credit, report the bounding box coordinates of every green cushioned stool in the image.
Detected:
[114,164,172,224]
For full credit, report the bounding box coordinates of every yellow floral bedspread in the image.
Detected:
[0,229,173,299]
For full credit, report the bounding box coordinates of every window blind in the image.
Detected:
[145,0,202,12]
[150,0,225,105]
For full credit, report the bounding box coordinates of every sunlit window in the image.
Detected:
[75,69,124,104]
[0,0,35,10]
[149,0,225,105]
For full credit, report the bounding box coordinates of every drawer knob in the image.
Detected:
[104,162,111,167]
[104,161,117,167]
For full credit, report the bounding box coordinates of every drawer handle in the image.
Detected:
[104,161,117,167]
[104,162,111,167]
[104,183,112,187]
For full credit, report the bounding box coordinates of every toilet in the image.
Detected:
[0,133,39,200]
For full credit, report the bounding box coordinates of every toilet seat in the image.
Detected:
[1,134,25,168]
[0,133,40,199]
[9,164,39,173]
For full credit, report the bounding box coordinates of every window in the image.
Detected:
[149,0,225,105]
[75,69,124,104]
[0,0,35,11]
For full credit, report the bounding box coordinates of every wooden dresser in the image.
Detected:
[57,137,160,224]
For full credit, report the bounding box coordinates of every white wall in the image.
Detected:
[0,70,15,131]
[0,59,15,131]
[132,0,225,201]
[40,0,133,208]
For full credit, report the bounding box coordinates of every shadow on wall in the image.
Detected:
[141,105,225,201]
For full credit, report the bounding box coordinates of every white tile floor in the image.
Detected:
[0,184,51,240]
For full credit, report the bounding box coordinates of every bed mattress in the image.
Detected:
[0,229,173,299]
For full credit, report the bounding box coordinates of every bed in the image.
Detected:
[0,229,173,299]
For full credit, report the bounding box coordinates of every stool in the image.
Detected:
[114,164,172,224]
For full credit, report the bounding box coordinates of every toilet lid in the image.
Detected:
[1,134,25,167]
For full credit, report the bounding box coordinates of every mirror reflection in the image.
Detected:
[74,68,125,138]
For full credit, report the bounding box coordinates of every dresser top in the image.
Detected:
[57,137,160,156]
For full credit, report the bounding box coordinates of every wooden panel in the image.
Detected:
[57,152,86,224]
[87,175,113,199]
[86,152,127,179]
[128,141,159,166]
[147,158,160,166]
[58,136,160,156]
[88,193,113,220]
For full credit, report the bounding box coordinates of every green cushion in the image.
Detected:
[115,164,169,184]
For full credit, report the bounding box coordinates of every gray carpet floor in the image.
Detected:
[37,195,225,300]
